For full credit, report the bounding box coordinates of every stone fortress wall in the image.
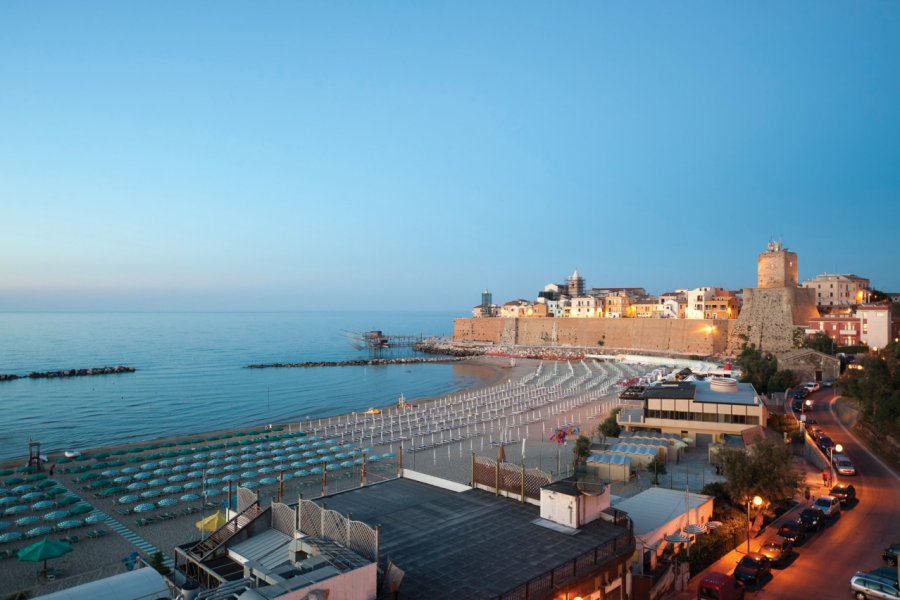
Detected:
[453,242,819,358]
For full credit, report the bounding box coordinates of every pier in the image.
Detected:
[246,357,465,369]
[0,366,136,382]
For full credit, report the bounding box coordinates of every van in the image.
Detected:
[850,568,900,599]
[698,572,745,600]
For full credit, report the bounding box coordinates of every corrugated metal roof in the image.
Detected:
[612,487,711,536]
[586,453,632,466]
[229,528,292,571]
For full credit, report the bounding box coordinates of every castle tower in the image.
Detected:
[481,289,493,317]
[567,270,585,297]
[757,241,798,289]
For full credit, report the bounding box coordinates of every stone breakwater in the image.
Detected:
[415,339,590,360]
[246,357,466,369]
[0,365,136,382]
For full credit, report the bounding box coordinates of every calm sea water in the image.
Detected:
[0,311,483,461]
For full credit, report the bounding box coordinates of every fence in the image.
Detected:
[297,498,378,562]
[472,455,551,503]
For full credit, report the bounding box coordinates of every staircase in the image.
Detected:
[189,503,264,561]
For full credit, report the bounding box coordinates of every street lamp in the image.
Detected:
[829,443,844,485]
[746,495,763,553]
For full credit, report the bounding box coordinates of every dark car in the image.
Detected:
[799,507,825,531]
[777,519,807,545]
[792,400,803,412]
[792,388,809,399]
[830,483,857,505]
[808,427,823,441]
[818,435,835,453]
[733,552,771,586]
[759,536,793,568]
[884,543,900,567]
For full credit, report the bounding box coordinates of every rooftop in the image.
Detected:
[311,477,630,599]
[612,487,711,536]
[642,381,759,406]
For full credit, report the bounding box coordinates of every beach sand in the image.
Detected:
[0,356,632,597]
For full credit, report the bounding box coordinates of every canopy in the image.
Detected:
[195,511,227,532]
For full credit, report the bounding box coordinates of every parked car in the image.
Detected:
[777,519,807,545]
[793,387,810,399]
[835,456,857,476]
[759,536,793,568]
[698,572,746,600]
[818,435,836,454]
[830,483,857,505]
[792,400,803,413]
[733,552,771,586]
[814,494,842,517]
[804,382,821,393]
[883,543,900,567]
[799,507,826,531]
[850,568,900,600]
[809,427,824,441]
[822,378,835,387]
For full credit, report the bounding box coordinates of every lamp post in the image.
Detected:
[830,443,844,486]
[746,495,763,553]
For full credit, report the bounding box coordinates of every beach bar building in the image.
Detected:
[617,379,766,447]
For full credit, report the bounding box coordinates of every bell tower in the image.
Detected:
[757,241,798,289]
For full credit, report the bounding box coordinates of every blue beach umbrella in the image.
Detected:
[207,459,223,466]
[339,461,355,469]
[127,482,148,491]
[26,526,54,537]
[302,451,316,458]
[133,472,152,480]
[85,514,105,524]
[206,467,224,475]
[168,474,187,483]
[147,478,167,487]
[241,481,258,489]
[12,484,34,494]
[240,471,256,479]
[44,510,68,521]
[294,470,309,478]
[100,469,119,477]
[309,467,323,475]
[153,468,172,476]
[204,488,222,497]
[113,476,132,484]
[186,471,203,479]
[206,477,222,486]
[0,531,24,543]
[172,464,190,472]
[157,498,177,507]
[17,515,41,527]
[162,485,183,495]
[119,494,140,504]
[133,503,156,513]
[121,467,139,474]
[158,459,176,466]
[259,477,277,486]
[257,467,275,475]
[183,481,202,490]
[57,519,83,530]
[32,500,56,511]
[4,505,28,515]
[180,493,201,502]
[139,462,158,471]
[68,504,93,516]
[222,474,240,483]
[0,497,17,506]
[140,490,161,499]
[325,464,340,472]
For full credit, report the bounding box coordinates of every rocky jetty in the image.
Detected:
[0,366,136,381]
[247,356,466,369]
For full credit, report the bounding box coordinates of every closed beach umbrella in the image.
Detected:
[32,500,56,511]
[140,490,161,499]
[16,515,41,527]
[44,510,68,521]
[57,519,83,530]
[157,498,178,508]
[17,535,72,576]
[180,493,201,502]
[195,511,226,532]
[118,494,140,504]
[4,505,28,515]
[133,503,156,513]
[25,525,54,538]
[85,514,105,524]
[0,531,24,543]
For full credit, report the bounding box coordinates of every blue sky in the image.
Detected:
[2,2,898,311]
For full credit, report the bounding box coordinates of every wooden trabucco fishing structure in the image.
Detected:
[345,330,428,355]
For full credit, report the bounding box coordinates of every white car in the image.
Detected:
[834,457,856,476]
[814,494,841,517]
[804,382,821,393]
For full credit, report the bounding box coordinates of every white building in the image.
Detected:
[858,304,892,350]
[685,288,714,320]
[570,295,600,318]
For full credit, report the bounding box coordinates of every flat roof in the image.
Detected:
[312,477,629,599]
[642,381,758,406]
[612,487,711,536]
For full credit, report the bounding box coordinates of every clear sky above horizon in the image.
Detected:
[2,2,899,312]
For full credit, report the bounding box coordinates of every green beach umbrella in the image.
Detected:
[17,536,72,577]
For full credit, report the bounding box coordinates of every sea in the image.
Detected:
[0,311,487,462]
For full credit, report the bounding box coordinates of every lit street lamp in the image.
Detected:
[746,495,763,553]
[829,443,844,485]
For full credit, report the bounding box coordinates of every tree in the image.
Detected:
[736,344,777,394]
[149,550,171,575]
[767,370,799,395]
[573,435,592,466]
[843,342,900,433]
[646,454,667,484]
[598,410,621,440]
[718,437,802,507]
[804,331,835,355]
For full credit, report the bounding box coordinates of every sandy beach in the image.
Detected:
[0,355,644,597]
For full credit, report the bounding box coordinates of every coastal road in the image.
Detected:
[742,388,900,599]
